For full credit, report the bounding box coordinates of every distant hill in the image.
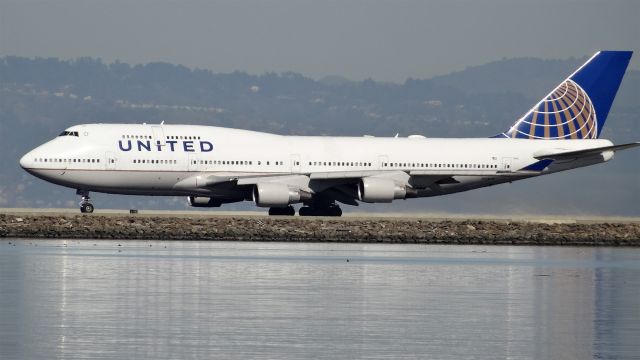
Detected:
[1,55,638,214]
[318,75,353,86]
[430,57,587,98]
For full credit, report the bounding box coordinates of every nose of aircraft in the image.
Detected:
[19,153,29,169]
[19,150,34,170]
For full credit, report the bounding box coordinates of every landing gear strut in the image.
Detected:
[268,205,295,216]
[77,190,94,213]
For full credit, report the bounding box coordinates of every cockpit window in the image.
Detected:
[58,131,79,137]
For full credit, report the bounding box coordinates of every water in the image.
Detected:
[0,240,639,360]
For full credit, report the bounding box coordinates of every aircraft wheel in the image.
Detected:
[80,203,94,213]
[299,205,341,217]
[299,207,313,216]
[268,206,295,216]
[329,206,342,217]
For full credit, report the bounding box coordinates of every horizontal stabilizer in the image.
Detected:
[534,141,640,160]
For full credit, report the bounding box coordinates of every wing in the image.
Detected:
[176,167,515,206]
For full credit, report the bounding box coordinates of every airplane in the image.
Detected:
[19,51,639,216]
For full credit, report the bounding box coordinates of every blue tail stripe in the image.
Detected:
[570,51,632,137]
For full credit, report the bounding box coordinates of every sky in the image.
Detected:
[1,0,639,82]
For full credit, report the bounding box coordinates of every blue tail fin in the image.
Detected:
[498,51,632,139]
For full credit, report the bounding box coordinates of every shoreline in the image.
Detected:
[1,212,639,246]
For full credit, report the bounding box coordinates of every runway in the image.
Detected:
[1,208,639,224]
[1,209,639,245]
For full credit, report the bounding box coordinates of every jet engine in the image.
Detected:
[187,196,222,208]
[357,177,407,203]
[252,183,309,208]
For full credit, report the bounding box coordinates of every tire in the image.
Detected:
[329,206,342,217]
[269,206,294,216]
[81,203,94,213]
[299,207,314,216]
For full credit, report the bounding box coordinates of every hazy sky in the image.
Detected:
[1,0,639,82]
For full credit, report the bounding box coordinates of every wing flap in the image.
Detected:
[235,174,311,190]
[309,170,386,180]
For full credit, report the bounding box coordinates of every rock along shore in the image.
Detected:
[1,213,639,246]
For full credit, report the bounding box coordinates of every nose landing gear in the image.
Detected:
[77,190,94,213]
[81,202,94,214]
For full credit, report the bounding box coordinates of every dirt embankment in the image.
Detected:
[1,214,639,246]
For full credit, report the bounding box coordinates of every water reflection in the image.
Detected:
[0,241,638,359]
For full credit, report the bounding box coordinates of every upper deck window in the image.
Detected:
[58,131,79,137]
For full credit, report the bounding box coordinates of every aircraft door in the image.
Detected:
[290,154,301,173]
[152,126,165,148]
[58,156,69,176]
[502,157,514,172]
[378,155,389,170]
[105,151,116,170]
[188,153,198,172]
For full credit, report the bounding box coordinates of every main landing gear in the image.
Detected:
[268,206,295,216]
[298,204,342,217]
[267,203,343,217]
[77,190,94,213]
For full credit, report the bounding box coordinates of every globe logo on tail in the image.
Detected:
[505,79,597,139]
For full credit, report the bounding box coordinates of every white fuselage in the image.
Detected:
[20,123,613,202]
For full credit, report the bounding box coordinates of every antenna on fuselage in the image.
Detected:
[160,121,165,125]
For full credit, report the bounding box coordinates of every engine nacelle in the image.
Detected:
[187,196,222,208]
[358,177,407,203]
[252,183,306,208]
